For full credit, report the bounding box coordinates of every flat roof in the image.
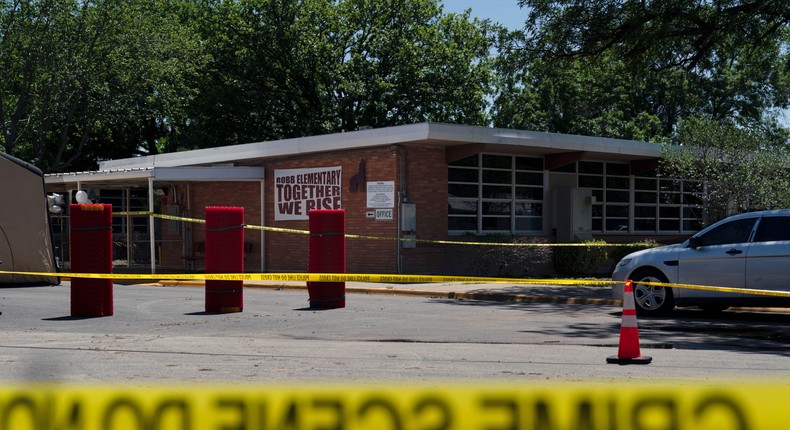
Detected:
[45,123,661,188]
[96,123,661,171]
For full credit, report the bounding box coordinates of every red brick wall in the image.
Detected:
[185,181,263,272]
[399,146,451,274]
[264,148,401,274]
[401,146,448,239]
[165,145,458,276]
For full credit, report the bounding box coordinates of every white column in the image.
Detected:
[148,177,156,274]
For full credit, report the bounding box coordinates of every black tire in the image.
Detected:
[630,268,675,316]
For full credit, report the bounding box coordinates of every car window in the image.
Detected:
[753,216,790,242]
[697,218,757,246]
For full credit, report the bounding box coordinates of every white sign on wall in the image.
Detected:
[374,208,393,220]
[274,166,342,221]
[366,181,395,208]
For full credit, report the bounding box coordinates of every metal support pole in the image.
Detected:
[261,180,266,273]
[125,188,132,268]
[148,177,156,274]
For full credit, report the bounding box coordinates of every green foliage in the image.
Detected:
[660,116,790,224]
[553,240,609,277]
[2,0,788,172]
[171,0,495,150]
[1,0,494,169]
[0,0,204,171]
[470,235,553,278]
[493,50,670,140]
[495,0,790,139]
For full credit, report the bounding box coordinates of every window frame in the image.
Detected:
[449,153,545,234]
[696,218,758,247]
[753,216,790,242]
[449,157,704,236]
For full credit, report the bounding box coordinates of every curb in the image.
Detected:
[155,280,621,306]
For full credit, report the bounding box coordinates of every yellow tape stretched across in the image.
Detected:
[636,280,790,298]
[110,212,647,246]
[114,211,156,216]
[0,382,788,429]
[4,269,790,299]
[341,233,614,247]
[0,270,616,286]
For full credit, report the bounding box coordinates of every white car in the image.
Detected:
[612,210,790,315]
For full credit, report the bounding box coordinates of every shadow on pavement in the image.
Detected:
[432,294,790,357]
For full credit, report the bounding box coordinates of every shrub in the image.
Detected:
[472,235,553,278]
[553,240,609,277]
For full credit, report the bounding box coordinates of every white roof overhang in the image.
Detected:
[44,166,265,190]
[96,123,661,171]
[45,123,662,190]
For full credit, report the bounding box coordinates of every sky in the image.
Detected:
[441,0,528,30]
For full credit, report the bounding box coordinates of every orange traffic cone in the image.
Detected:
[607,280,652,365]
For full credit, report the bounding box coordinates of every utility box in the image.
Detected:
[553,188,593,242]
[400,203,416,248]
[400,203,416,231]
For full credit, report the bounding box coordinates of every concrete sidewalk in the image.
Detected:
[156,279,620,306]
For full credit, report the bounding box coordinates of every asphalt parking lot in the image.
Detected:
[2,280,790,384]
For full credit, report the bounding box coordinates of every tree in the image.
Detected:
[493,47,668,140]
[660,116,790,225]
[332,0,493,131]
[173,0,494,150]
[520,0,790,70]
[173,0,340,149]
[494,0,790,137]
[0,0,204,172]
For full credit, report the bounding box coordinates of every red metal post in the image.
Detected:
[205,206,244,313]
[70,204,113,317]
[307,209,346,309]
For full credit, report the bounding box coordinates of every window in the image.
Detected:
[578,162,629,232]
[753,217,790,242]
[634,176,703,233]
[449,154,544,233]
[698,218,757,246]
[98,189,150,234]
[577,161,702,234]
[450,156,703,235]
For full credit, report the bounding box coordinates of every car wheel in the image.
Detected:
[630,269,675,316]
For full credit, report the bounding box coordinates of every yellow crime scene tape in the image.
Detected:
[7,213,784,430]
[0,382,788,430]
[637,281,790,299]
[0,270,616,286]
[3,269,790,299]
[92,211,790,295]
[114,211,648,247]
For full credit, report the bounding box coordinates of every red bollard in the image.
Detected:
[205,206,244,313]
[70,204,113,317]
[307,209,346,309]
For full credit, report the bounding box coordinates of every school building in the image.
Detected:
[44,123,700,275]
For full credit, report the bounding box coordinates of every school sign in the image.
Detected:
[274,166,342,221]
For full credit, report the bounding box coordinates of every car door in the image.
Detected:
[745,215,790,294]
[676,216,758,299]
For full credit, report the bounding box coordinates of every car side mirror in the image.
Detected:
[688,236,702,249]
